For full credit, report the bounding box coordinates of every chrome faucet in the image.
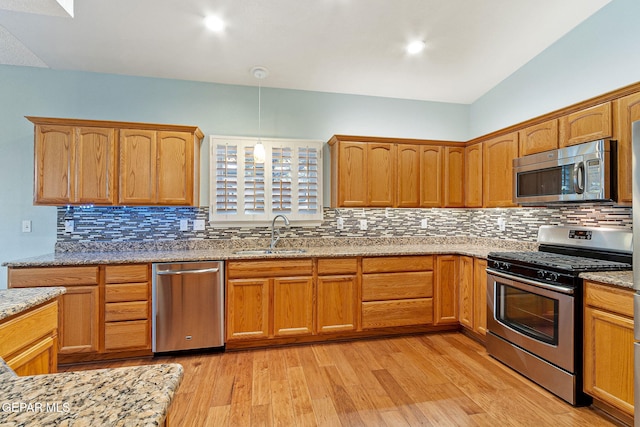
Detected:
[269,214,290,250]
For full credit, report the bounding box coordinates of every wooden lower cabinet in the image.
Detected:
[583,281,634,421]
[226,259,313,342]
[59,285,100,355]
[459,257,487,337]
[434,256,459,325]
[8,264,151,364]
[0,300,59,375]
[361,256,434,329]
[317,258,358,334]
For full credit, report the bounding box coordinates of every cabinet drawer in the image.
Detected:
[105,301,148,322]
[362,298,433,329]
[104,320,149,350]
[0,301,57,358]
[228,259,313,279]
[318,258,358,275]
[362,256,433,273]
[362,271,433,301]
[105,283,149,303]
[9,266,98,288]
[584,281,633,318]
[105,264,148,283]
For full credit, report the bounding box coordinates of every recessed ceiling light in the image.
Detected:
[406,40,426,55]
[204,15,225,32]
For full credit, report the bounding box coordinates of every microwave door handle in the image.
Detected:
[574,162,585,194]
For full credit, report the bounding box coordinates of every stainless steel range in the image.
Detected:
[487,225,632,406]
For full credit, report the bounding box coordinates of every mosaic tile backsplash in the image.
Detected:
[56,203,632,252]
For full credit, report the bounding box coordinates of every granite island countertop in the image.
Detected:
[0,287,66,321]
[0,363,183,426]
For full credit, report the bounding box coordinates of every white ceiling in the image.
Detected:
[0,0,611,104]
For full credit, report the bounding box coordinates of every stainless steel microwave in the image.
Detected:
[513,140,615,205]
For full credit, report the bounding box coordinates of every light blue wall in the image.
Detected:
[0,65,469,288]
[469,0,640,138]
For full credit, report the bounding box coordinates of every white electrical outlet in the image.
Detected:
[193,219,206,231]
[336,217,344,230]
[385,207,391,218]
[359,219,367,230]
[21,220,31,233]
[497,217,506,232]
[179,219,189,231]
[421,218,428,229]
[64,220,74,233]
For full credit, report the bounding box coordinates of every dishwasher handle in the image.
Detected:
[156,267,220,276]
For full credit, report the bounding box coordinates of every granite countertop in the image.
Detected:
[0,363,183,426]
[0,287,66,321]
[580,270,634,289]
[2,237,538,268]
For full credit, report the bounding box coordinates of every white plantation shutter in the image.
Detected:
[210,136,323,225]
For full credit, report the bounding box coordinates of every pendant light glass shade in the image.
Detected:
[254,139,266,163]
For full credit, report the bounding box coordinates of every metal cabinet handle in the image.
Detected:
[156,267,220,276]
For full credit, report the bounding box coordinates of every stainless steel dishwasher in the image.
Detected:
[152,261,224,353]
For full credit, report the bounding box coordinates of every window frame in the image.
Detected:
[209,135,324,226]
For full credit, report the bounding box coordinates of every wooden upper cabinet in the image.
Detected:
[367,143,395,206]
[559,102,612,147]
[34,124,74,204]
[465,143,483,208]
[119,129,157,205]
[334,141,368,207]
[420,145,442,207]
[396,144,420,207]
[615,92,640,203]
[75,127,116,204]
[443,146,464,207]
[483,132,519,208]
[519,119,558,156]
[33,124,116,205]
[28,117,203,207]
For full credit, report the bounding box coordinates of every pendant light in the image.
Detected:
[251,66,269,164]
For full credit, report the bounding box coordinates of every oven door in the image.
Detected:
[487,270,575,372]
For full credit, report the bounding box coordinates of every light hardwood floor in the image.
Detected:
[62,333,618,426]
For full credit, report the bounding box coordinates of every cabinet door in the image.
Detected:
[119,129,157,204]
[317,275,357,333]
[519,119,558,156]
[157,131,194,205]
[584,306,634,416]
[559,102,612,147]
[227,278,269,340]
[337,141,368,207]
[59,286,99,354]
[458,256,474,330]
[420,145,442,207]
[9,336,56,376]
[615,93,640,203]
[273,277,313,337]
[396,144,420,207]
[443,146,464,207]
[75,127,116,204]
[434,256,459,325]
[465,143,483,208]
[473,258,488,336]
[483,133,519,208]
[34,125,74,204]
[367,143,395,206]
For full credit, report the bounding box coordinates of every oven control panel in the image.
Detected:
[568,230,592,240]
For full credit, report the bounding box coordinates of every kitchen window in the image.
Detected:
[209,136,323,225]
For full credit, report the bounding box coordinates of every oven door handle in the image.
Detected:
[486,268,575,296]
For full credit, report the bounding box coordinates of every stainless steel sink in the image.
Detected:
[232,248,306,255]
